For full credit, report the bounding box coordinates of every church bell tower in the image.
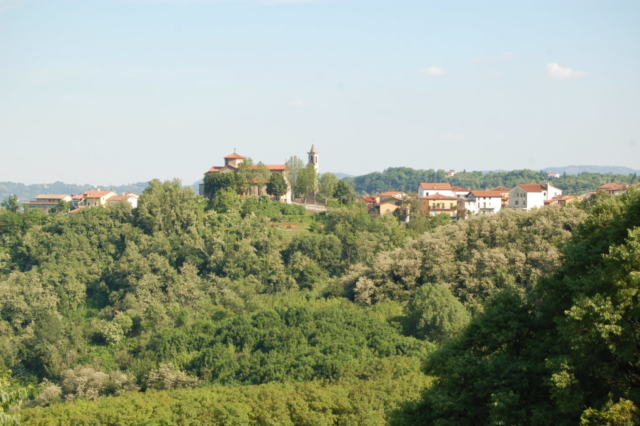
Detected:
[307,143,319,175]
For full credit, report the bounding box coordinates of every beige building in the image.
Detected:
[419,194,458,217]
[106,193,139,208]
[81,190,116,207]
[23,194,72,212]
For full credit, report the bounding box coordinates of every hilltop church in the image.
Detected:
[199,144,319,204]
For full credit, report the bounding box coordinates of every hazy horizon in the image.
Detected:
[1,0,638,186]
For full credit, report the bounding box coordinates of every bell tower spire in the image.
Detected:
[307,142,319,175]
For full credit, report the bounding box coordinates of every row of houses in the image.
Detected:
[23,190,139,213]
[360,181,636,219]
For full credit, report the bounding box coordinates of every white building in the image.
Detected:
[465,190,503,215]
[106,193,139,208]
[418,182,454,198]
[508,184,562,211]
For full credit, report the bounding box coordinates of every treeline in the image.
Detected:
[0,179,612,424]
[344,167,640,195]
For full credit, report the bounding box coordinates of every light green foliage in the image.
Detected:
[296,163,318,201]
[285,156,304,197]
[318,172,339,202]
[20,357,429,426]
[0,368,27,426]
[203,171,237,199]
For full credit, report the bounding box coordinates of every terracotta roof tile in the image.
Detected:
[469,190,502,198]
[517,184,546,192]
[419,183,453,190]
[224,153,245,159]
[84,190,115,198]
[34,194,70,200]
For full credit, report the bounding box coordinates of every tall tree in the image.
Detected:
[296,163,318,203]
[235,157,255,196]
[333,180,355,204]
[285,156,304,198]
[318,173,339,203]
[203,172,237,199]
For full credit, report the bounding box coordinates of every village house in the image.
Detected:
[451,186,471,199]
[508,184,562,211]
[81,190,117,207]
[106,193,140,208]
[547,173,561,179]
[490,186,511,207]
[23,194,72,212]
[544,195,582,207]
[597,182,628,195]
[419,193,458,217]
[357,191,407,216]
[417,182,454,198]
[465,190,503,215]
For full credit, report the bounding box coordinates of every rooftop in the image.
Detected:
[419,182,453,191]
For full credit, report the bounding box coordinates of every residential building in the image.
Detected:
[418,182,454,198]
[23,194,72,212]
[106,193,140,208]
[447,170,456,177]
[451,186,471,199]
[545,195,582,207]
[82,190,117,207]
[508,184,562,211]
[597,183,628,195]
[377,196,403,216]
[547,173,561,179]
[357,195,377,212]
[419,194,458,217]
[490,186,511,207]
[465,191,503,215]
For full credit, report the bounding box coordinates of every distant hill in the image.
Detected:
[0,181,149,203]
[543,165,640,176]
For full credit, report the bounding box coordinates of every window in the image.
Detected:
[515,200,519,206]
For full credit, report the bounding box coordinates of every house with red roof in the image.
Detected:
[597,182,629,195]
[508,184,562,211]
[81,190,117,207]
[417,182,454,198]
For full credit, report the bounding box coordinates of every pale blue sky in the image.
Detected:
[1,0,639,185]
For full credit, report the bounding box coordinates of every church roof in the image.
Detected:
[224,153,245,159]
[308,143,318,153]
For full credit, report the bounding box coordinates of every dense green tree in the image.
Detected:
[265,173,287,201]
[318,173,339,202]
[203,171,237,199]
[405,283,470,342]
[333,180,355,204]
[296,164,318,202]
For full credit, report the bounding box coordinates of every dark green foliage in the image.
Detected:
[266,173,287,199]
[203,171,237,199]
[392,189,640,425]
[333,180,355,203]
